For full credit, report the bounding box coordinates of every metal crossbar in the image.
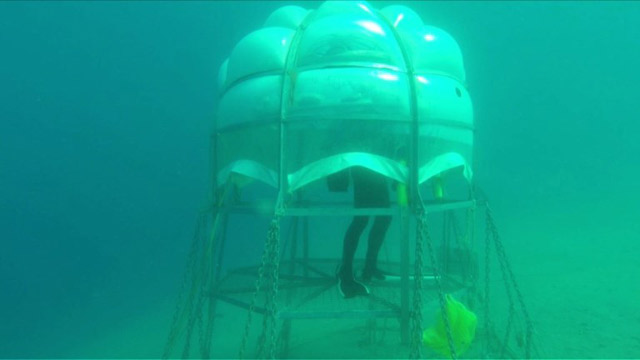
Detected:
[218,200,475,217]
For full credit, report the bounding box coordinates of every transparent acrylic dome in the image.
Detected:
[215,1,473,193]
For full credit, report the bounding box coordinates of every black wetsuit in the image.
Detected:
[341,166,392,278]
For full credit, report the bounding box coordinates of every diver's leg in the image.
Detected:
[354,166,391,281]
[339,216,370,298]
[363,215,392,281]
[341,216,368,274]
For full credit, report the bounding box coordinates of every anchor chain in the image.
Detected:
[239,215,282,359]
[267,218,281,359]
[163,183,234,359]
[485,206,534,358]
[492,217,515,358]
[164,208,220,359]
[162,213,205,359]
[238,231,269,358]
[255,217,281,358]
[409,211,425,359]
[483,205,493,356]
[419,209,458,360]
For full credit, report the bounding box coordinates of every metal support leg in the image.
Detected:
[303,216,309,278]
[443,211,450,275]
[280,216,299,358]
[203,208,229,358]
[400,206,410,344]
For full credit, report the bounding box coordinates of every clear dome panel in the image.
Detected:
[296,14,406,70]
[288,67,411,121]
[226,27,294,86]
[313,1,376,20]
[402,26,466,82]
[217,75,282,129]
[213,1,474,190]
[216,123,279,187]
[414,74,473,127]
[417,125,473,183]
[380,5,424,32]
[284,118,411,184]
[415,74,473,184]
[217,58,228,91]
[264,5,309,29]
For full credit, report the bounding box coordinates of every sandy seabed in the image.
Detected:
[67,202,640,359]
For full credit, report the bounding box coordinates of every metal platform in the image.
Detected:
[213,259,470,320]
[163,194,539,359]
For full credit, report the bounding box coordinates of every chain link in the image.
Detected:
[268,218,281,359]
[486,206,534,358]
[164,184,233,359]
[198,216,214,357]
[255,234,273,357]
[238,230,270,359]
[162,213,206,359]
[256,218,281,358]
[420,210,458,360]
[483,205,493,356]
[239,214,282,359]
[409,210,425,359]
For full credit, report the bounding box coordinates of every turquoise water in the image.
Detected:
[1,1,639,358]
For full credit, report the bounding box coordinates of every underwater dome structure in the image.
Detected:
[214,0,473,196]
[164,2,537,359]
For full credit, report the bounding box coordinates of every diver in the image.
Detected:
[336,166,392,298]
